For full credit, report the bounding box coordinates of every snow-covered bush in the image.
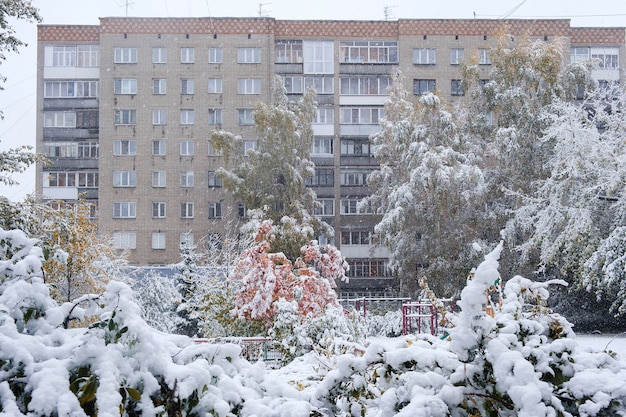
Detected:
[313,242,626,416]
[365,310,403,338]
[270,300,366,363]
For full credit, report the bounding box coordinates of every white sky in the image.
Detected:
[0,0,625,201]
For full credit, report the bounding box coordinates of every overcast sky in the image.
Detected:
[1,0,625,201]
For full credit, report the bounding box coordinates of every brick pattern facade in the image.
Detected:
[41,18,625,45]
[38,25,99,42]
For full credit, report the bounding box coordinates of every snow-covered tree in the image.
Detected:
[366,72,486,296]
[506,89,626,316]
[173,241,204,337]
[231,220,348,330]
[210,75,331,261]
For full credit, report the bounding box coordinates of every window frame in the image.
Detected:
[113,201,137,219]
[207,201,222,219]
[152,170,166,187]
[180,47,195,63]
[151,232,166,250]
[113,170,137,187]
[152,47,167,64]
[179,140,194,156]
[180,202,195,219]
[237,47,261,63]
[180,171,195,188]
[208,47,223,63]
[113,139,137,156]
[114,47,137,64]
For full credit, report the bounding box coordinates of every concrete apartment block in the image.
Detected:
[36,17,625,296]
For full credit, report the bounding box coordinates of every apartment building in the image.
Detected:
[36,17,625,297]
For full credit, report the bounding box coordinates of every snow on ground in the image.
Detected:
[577,333,626,354]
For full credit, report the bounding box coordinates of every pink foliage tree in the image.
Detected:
[231,220,348,328]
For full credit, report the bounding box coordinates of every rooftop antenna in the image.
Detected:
[258,2,271,17]
[116,0,135,16]
[384,5,397,21]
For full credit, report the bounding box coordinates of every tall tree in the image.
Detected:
[210,76,331,261]
[366,73,486,297]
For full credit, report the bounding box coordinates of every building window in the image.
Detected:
[340,230,371,245]
[243,140,257,156]
[275,40,303,63]
[413,79,436,95]
[314,198,334,216]
[346,259,389,278]
[208,78,223,93]
[180,171,194,187]
[77,45,99,67]
[339,40,398,64]
[77,141,98,158]
[237,78,261,94]
[152,109,167,125]
[152,78,166,94]
[237,47,261,63]
[238,203,247,219]
[340,169,370,186]
[44,81,99,98]
[180,232,194,247]
[208,47,223,63]
[114,109,136,125]
[50,45,76,66]
[152,140,166,156]
[238,109,254,125]
[44,111,76,128]
[305,76,334,94]
[341,138,371,156]
[113,202,136,219]
[312,137,333,156]
[413,48,436,65]
[341,198,372,215]
[113,140,137,156]
[152,202,166,218]
[76,111,98,129]
[152,171,166,187]
[152,47,167,64]
[114,78,137,94]
[207,202,222,219]
[46,172,76,187]
[113,170,137,187]
[180,140,194,156]
[114,47,137,64]
[591,47,620,69]
[340,76,392,95]
[208,171,222,187]
[451,79,464,96]
[180,202,194,218]
[450,48,465,65]
[340,107,385,124]
[570,47,590,63]
[283,76,303,94]
[478,48,491,65]
[78,172,98,187]
[180,78,194,94]
[313,107,334,124]
[152,232,166,250]
[207,140,223,157]
[180,109,194,125]
[305,168,334,186]
[113,232,136,250]
[44,142,77,158]
[208,109,222,125]
[303,40,334,74]
[180,47,195,63]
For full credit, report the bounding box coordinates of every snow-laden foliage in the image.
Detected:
[270,300,366,364]
[230,220,348,329]
[1,228,625,416]
[210,76,330,262]
[366,72,486,296]
[309,243,626,416]
[506,88,626,315]
[130,269,180,333]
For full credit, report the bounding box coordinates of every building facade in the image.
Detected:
[36,17,625,296]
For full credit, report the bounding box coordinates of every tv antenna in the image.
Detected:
[116,0,135,16]
[258,2,272,17]
[384,5,397,21]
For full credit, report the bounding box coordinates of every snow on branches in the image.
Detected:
[230,220,348,328]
